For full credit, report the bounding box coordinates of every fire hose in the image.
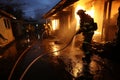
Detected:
[19,31,79,80]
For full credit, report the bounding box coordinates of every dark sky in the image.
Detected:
[0,0,60,19]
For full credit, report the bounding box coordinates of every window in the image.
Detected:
[4,18,11,29]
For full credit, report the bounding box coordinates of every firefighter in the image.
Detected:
[76,9,97,63]
[75,9,97,80]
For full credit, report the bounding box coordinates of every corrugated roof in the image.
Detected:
[43,0,78,18]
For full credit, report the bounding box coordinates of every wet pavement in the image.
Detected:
[0,37,33,80]
[0,37,120,80]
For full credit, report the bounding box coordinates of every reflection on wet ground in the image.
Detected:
[0,38,120,80]
[0,39,32,80]
[46,39,120,80]
[56,45,108,80]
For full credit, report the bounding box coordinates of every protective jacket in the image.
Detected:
[80,14,97,32]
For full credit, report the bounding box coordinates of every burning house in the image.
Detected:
[0,9,16,47]
[43,0,120,42]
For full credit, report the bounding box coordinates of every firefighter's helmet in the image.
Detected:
[77,9,86,15]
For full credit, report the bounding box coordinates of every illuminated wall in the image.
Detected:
[51,19,59,30]
[48,0,120,42]
[0,17,15,46]
[73,0,105,42]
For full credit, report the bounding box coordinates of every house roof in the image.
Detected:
[43,0,78,18]
[0,9,16,19]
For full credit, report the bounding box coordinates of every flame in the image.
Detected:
[74,5,84,30]
[74,2,102,42]
[86,6,95,18]
[75,5,95,29]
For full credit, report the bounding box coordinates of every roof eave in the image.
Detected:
[0,9,16,19]
[43,0,78,19]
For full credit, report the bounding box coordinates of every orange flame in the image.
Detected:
[74,2,102,42]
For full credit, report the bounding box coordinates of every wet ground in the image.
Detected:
[0,37,120,80]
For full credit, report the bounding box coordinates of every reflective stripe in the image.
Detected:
[85,51,90,54]
[83,41,89,44]
[84,22,90,25]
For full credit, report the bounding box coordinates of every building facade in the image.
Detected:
[43,0,120,42]
[0,9,16,47]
